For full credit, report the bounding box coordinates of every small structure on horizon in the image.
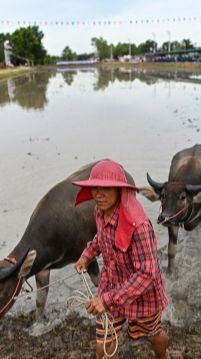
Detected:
[4,40,14,68]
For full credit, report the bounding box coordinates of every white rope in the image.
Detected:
[159,204,189,225]
[67,272,118,358]
[14,271,118,357]
[14,272,78,300]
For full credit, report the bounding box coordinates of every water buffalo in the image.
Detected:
[139,144,201,273]
[0,161,135,320]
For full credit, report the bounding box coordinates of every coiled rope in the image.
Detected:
[67,272,118,358]
[14,271,118,358]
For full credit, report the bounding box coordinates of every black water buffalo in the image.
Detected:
[139,144,201,273]
[0,161,135,320]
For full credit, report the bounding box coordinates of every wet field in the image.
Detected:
[0,66,200,251]
[0,67,201,357]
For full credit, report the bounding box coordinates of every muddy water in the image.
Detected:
[0,67,201,324]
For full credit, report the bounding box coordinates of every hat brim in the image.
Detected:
[72,179,139,191]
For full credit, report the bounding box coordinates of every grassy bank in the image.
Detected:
[0,66,33,80]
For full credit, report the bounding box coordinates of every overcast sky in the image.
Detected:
[1,0,201,55]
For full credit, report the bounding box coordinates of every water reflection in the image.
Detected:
[0,70,57,109]
[1,65,201,275]
[58,66,201,91]
[0,79,15,105]
[59,69,77,86]
[0,67,201,109]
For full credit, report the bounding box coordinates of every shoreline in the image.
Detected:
[98,61,201,73]
[0,62,201,81]
[0,66,34,80]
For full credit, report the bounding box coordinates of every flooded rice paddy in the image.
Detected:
[0,66,201,320]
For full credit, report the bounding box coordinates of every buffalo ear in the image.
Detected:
[138,187,160,202]
[18,250,37,278]
[192,192,201,204]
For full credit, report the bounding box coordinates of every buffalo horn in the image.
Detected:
[0,248,30,282]
[186,184,201,194]
[147,173,164,191]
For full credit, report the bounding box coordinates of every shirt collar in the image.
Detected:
[96,203,120,228]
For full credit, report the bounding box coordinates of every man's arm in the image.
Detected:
[75,233,101,272]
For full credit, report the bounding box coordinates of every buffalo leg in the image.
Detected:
[35,269,50,321]
[87,259,100,286]
[167,225,179,274]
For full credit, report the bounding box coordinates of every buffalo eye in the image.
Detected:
[160,191,165,201]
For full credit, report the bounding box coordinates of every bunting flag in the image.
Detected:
[0,16,201,27]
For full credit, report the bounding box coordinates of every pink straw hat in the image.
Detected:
[72,159,139,190]
[72,159,147,251]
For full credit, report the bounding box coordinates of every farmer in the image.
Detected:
[73,159,169,359]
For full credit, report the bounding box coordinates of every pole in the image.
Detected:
[128,40,131,57]
[110,45,113,60]
[167,31,171,53]
[152,33,156,53]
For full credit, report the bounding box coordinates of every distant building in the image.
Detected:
[119,55,145,64]
[146,48,201,63]
[119,55,132,62]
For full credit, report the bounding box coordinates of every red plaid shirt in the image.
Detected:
[82,205,168,319]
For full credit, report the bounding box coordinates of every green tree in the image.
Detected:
[161,41,170,52]
[91,37,110,61]
[77,52,94,60]
[43,54,58,65]
[181,38,194,50]
[171,41,181,51]
[61,46,77,61]
[11,26,46,65]
[138,40,157,54]
[114,42,130,57]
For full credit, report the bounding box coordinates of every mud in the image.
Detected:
[0,312,201,358]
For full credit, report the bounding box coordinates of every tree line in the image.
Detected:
[0,26,199,66]
[0,27,56,66]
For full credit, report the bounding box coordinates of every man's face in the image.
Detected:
[91,187,120,216]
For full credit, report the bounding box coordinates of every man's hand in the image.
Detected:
[85,296,105,316]
[75,256,89,273]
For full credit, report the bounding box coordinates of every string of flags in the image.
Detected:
[0,16,201,27]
